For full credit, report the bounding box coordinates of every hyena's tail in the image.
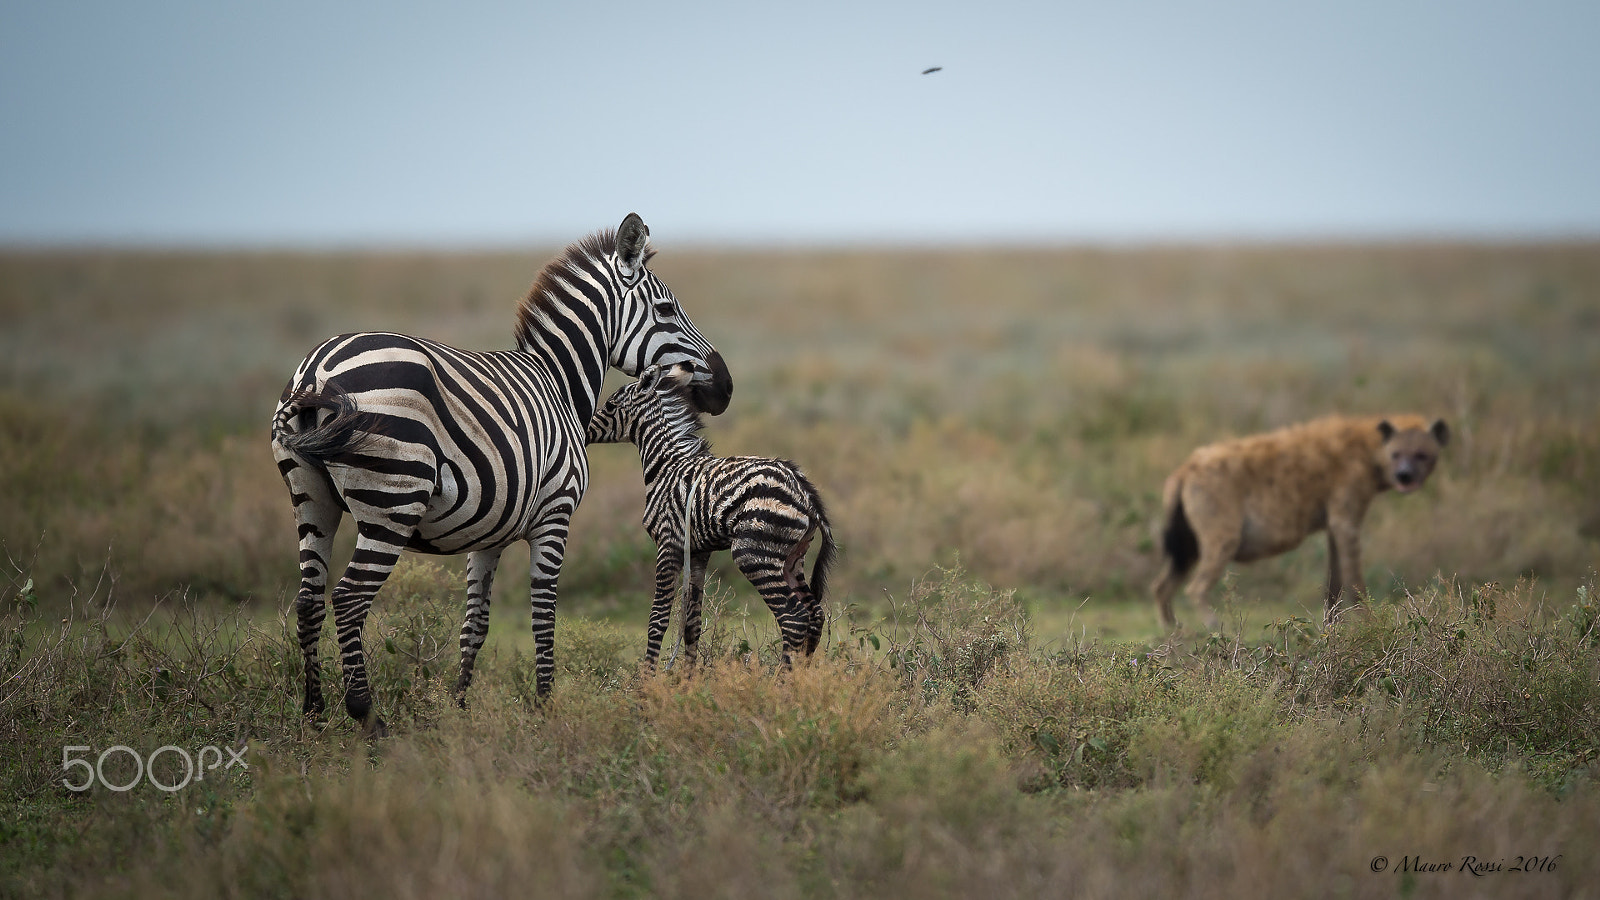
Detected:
[1158,474,1199,579]
[271,382,383,469]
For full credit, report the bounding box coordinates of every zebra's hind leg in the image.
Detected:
[794,572,825,657]
[732,540,811,663]
[454,547,504,708]
[277,455,343,723]
[332,516,421,738]
[680,551,712,667]
[780,531,822,657]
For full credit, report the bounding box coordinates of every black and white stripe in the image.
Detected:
[586,364,836,667]
[270,214,732,733]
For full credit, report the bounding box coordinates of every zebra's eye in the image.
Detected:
[654,302,676,317]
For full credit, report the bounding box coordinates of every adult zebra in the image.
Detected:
[270,214,732,735]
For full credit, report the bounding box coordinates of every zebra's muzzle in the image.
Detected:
[689,350,733,416]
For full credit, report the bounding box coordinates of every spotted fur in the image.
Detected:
[1152,414,1449,628]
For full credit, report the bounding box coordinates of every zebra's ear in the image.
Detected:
[616,213,650,278]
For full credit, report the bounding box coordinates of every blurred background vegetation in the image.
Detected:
[1,243,1597,642]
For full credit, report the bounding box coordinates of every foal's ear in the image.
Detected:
[637,364,665,393]
[616,213,650,278]
[660,363,697,390]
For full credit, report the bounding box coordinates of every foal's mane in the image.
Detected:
[652,380,711,460]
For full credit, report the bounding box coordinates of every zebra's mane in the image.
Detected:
[651,382,712,460]
[514,227,658,349]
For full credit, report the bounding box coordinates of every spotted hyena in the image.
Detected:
[1151,414,1449,628]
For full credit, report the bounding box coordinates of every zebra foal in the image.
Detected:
[270,214,732,735]
[587,364,837,667]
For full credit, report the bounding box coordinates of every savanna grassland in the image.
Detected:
[2,243,1598,898]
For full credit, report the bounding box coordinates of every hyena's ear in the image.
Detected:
[616,213,650,279]
[1377,420,1396,442]
[1430,418,1450,447]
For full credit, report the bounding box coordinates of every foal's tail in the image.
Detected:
[801,476,838,607]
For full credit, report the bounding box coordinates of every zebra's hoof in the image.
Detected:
[303,703,328,731]
[362,715,390,740]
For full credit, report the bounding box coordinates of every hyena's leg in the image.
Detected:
[1182,543,1237,631]
[279,460,343,721]
[454,547,504,705]
[1151,565,1179,630]
[1325,523,1366,623]
[732,537,812,661]
[681,551,712,666]
[1174,488,1241,630]
[1324,531,1344,612]
[646,542,684,669]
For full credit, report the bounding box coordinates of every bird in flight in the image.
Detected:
[921,66,942,75]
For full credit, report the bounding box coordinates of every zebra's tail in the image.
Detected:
[271,382,383,468]
[803,478,838,607]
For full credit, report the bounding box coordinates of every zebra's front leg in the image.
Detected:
[680,551,712,667]
[526,516,574,701]
[454,547,504,707]
[645,542,683,670]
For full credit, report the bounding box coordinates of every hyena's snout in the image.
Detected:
[1391,456,1434,492]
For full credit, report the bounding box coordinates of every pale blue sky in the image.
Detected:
[2,0,1597,245]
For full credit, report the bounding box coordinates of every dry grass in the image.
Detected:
[2,565,1596,898]
[1,242,1598,895]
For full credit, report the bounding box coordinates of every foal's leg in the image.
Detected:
[645,542,684,669]
[732,537,811,661]
[781,529,822,656]
[681,551,712,666]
